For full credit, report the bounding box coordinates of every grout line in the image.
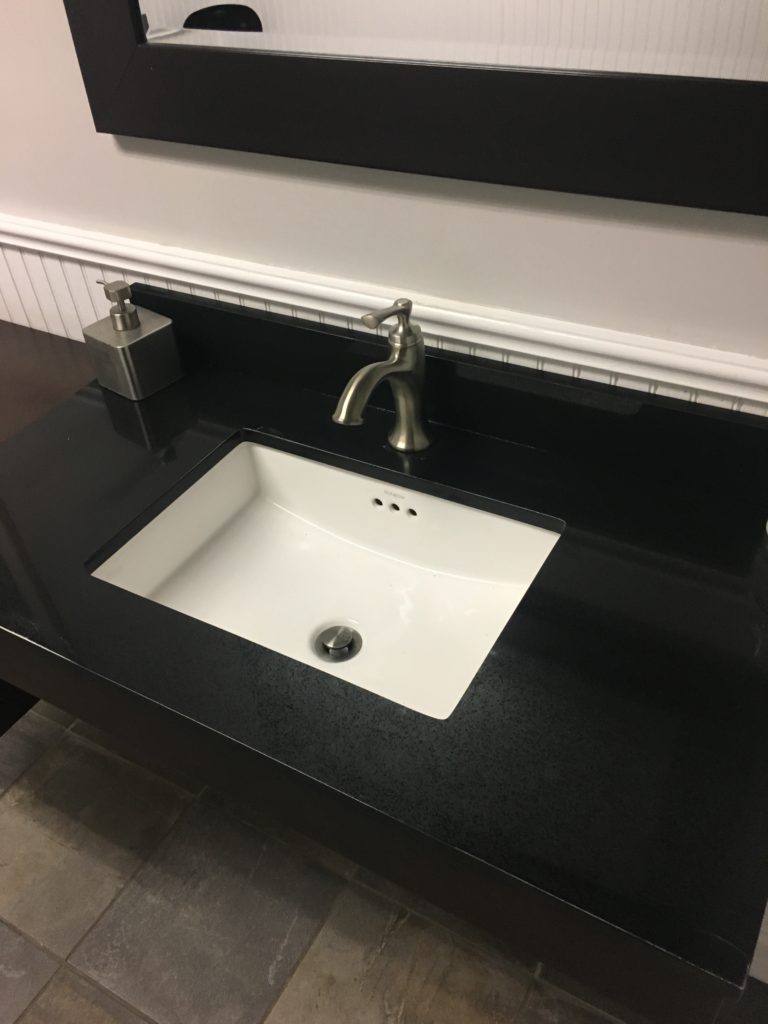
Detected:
[256,883,348,1024]
[25,709,54,725]
[66,724,201,798]
[9,959,61,1024]
[2,735,625,1024]
[553,988,630,1024]
[0,732,197,981]
[347,869,539,979]
[0,746,200,1024]
[65,793,201,966]
[0,710,739,1022]
[0,912,63,962]
[512,968,538,1023]
[63,962,164,1024]
[0,724,71,808]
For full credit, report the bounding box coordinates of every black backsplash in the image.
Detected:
[133,283,768,511]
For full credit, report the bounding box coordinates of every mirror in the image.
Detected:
[140,0,768,79]
[63,0,768,214]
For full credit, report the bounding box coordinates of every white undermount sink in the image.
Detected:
[93,441,561,718]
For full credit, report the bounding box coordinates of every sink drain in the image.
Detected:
[313,625,362,662]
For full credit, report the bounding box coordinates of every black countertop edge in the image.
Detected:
[1,299,767,1024]
[0,624,739,1024]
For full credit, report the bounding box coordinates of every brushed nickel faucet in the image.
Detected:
[333,298,431,452]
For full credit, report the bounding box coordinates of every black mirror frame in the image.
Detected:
[63,0,768,215]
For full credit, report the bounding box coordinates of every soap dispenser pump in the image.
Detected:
[83,280,182,401]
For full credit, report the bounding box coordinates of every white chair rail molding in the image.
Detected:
[0,212,766,416]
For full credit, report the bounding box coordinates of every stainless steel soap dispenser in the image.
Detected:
[83,280,182,401]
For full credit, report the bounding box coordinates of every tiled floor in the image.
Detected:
[0,703,766,1024]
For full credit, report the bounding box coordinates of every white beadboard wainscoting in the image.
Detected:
[0,212,767,415]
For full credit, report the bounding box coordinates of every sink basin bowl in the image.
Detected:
[93,440,561,718]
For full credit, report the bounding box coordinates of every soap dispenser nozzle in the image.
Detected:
[98,279,140,332]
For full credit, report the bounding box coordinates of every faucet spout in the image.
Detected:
[332,357,399,427]
[332,298,431,453]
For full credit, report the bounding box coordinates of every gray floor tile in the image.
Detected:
[539,967,650,1024]
[18,968,150,1024]
[71,798,342,1024]
[33,701,76,727]
[0,711,63,795]
[724,978,768,1023]
[71,720,205,795]
[0,734,188,955]
[519,983,619,1023]
[265,885,530,1024]
[355,866,537,970]
[220,790,358,880]
[0,919,57,1024]
[270,824,358,880]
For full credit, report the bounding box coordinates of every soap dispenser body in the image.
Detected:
[84,307,182,401]
[83,280,182,401]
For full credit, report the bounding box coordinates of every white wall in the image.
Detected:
[0,0,767,361]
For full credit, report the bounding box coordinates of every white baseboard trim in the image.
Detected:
[0,211,766,414]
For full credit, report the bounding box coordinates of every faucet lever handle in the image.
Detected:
[361,297,413,332]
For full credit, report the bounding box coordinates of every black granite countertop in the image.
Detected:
[1,291,768,1006]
